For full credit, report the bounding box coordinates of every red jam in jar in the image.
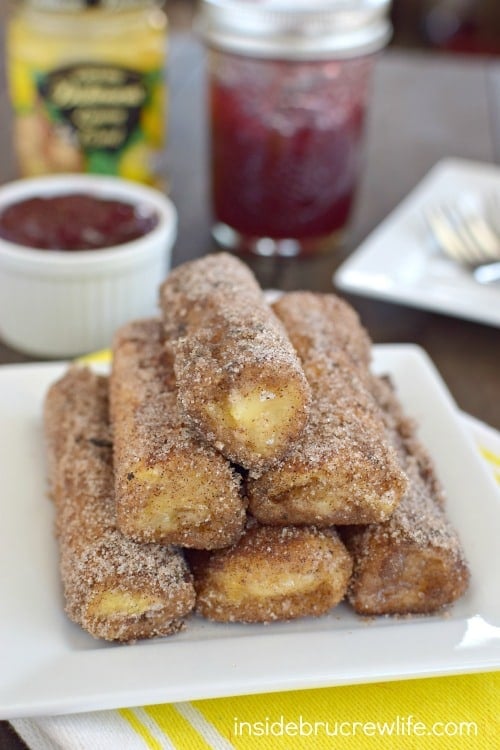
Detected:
[0,193,158,250]
[200,0,391,257]
[210,52,372,254]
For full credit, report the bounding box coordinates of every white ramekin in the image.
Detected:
[0,174,177,358]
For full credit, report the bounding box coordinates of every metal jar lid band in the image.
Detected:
[198,0,392,60]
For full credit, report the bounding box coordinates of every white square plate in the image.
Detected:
[334,158,500,327]
[1,345,499,719]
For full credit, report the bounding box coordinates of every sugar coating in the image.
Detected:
[110,318,245,549]
[274,291,373,372]
[44,367,195,642]
[159,253,311,471]
[342,375,470,615]
[248,292,408,525]
[189,522,353,623]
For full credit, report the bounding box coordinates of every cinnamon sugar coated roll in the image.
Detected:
[341,376,470,615]
[110,319,245,549]
[248,292,408,525]
[159,253,311,471]
[275,291,373,373]
[44,367,195,642]
[189,523,352,623]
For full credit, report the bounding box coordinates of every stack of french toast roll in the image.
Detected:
[44,253,470,642]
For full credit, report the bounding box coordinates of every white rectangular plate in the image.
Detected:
[334,158,500,327]
[1,345,500,719]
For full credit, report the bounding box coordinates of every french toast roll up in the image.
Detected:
[341,376,470,616]
[110,318,245,549]
[274,291,373,374]
[247,292,408,526]
[189,521,352,623]
[44,367,195,642]
[159,252,311,471]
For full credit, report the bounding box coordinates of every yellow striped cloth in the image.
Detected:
[10,413,500,750]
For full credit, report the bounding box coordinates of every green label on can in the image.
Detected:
[9,56,165,186]
[39,64,148,152]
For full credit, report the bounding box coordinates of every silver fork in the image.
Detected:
[425,196,500,283]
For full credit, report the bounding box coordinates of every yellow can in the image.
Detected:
[7,0,168,187]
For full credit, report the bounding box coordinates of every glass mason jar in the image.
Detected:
[199,0,392,257]
[6,0,168,188]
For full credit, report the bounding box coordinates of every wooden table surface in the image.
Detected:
[1,27,500,750]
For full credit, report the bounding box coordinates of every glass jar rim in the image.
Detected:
[198,0,392,60]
